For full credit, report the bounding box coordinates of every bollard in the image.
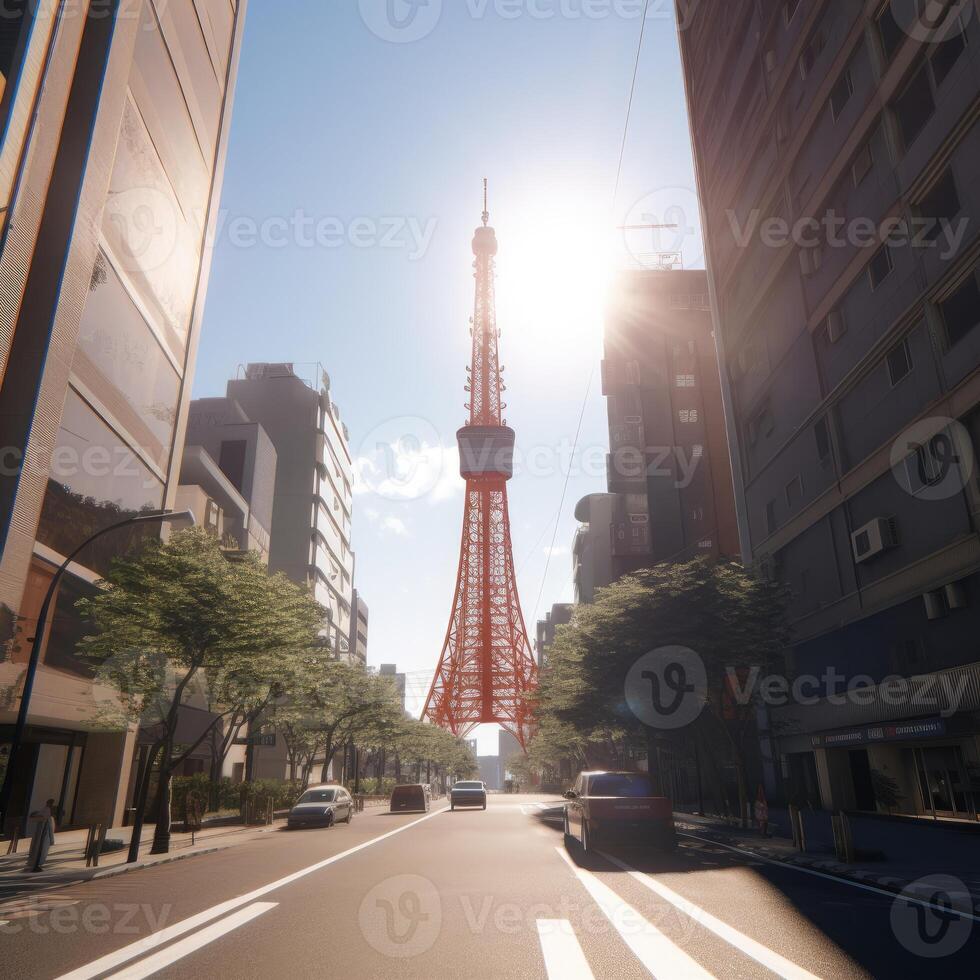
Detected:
[85,824,106,868]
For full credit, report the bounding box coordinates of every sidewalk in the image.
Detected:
[674,810,980,914]
[0,819,285,911]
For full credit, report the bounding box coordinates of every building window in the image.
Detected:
[868,245,894,291]
[887,338,913,385]
[766,499,778,535]
[930,24,967,87]
[749,403,774,444]
[894,63,935,148]
[785,475,804,507]
[219,441,247,491]
[830,70,853,120]
[916,170,961,242]
[679,409,700,424]
[692,506,704,521]
[851,141,874,186]
[877,2,905,62]
[814,417,832,462]
[37,390,165,577]
[698,539,714,550]
[692,444,704,459]
[626,360,641,385]
[676,374,696,388]
[0,1,32,141]
[940,273,980,348]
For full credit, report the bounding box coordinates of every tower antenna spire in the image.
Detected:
[482,178,489,227]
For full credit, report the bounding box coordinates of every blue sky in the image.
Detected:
[194,0,703,752]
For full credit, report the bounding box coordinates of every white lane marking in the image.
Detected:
[679,832,980,924]
[105,903,277,980]
[555,847,715,979]
[536,919,595,979]
[55,808,448,980]
[600,851,820,980]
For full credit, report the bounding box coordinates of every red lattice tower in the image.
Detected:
[423,184,537,750]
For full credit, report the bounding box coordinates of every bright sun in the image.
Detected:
[493,201,616,357]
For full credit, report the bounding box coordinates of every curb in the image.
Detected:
[0,826,276,905]
[91,844,229,881]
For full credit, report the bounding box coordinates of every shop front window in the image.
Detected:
[914,746,977,819]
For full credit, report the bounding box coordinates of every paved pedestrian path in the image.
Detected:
[675,810,980,913]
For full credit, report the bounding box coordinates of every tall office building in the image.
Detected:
[0,1,246,831]
[534,603,573,668]
[678,2,980,817]
[225,363,355,658]
[571,493,618,604]
[349,589,369,666]
[379,663,406,714]
[602,269,739,575]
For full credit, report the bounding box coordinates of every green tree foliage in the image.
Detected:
[270,656,406,787]
[532,557,790,819]
[78,528,324,854]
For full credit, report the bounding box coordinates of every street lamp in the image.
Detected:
[0,509,195,832]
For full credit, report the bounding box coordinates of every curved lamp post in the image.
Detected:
[0,509,195,833]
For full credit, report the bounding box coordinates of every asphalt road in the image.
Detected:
[1,794,978,978]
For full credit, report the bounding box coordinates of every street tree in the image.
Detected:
[79,529,324,857]
[537,557,789,822]
[271,658,404,788]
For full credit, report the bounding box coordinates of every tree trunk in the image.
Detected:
[645,729,664,797]
[208,755,222,813]
[149,766,173,854]
[127,742,161,863]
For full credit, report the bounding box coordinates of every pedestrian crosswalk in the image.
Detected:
[533,845,823,980]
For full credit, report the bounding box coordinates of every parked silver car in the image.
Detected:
[287,785,354,829]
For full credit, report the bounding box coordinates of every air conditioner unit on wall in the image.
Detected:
[851,517,898,563]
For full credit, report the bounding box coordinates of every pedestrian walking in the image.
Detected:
[26,799,56,872]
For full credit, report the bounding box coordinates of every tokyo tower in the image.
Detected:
[422,183,538,750]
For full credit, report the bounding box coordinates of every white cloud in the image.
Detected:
[354,438,462,505]
[362,508,410,538]
[381,515,409,537]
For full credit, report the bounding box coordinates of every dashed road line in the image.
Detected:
[55,808,448,980]
[105,902,278,979]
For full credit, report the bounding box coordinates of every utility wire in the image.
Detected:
[612,0,652,214]
[530,364,594,627]
[528,1,651,628]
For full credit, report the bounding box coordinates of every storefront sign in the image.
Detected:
[812,717,946,748]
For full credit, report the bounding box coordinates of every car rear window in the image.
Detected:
[298,789,336,804]
[453,782,483,790]
[588,774,654,797]
[392,785,423,800]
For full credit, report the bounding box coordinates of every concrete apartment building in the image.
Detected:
[349,589,369,666]
[534,603,573,667]
[571,493,618,604]
[379,663,406,714]
[178,397,278,562]
[224,363,355,659]
[215,364,355,781]
[603,268,740,573]
[0,1,245,831]
[678,1,980,819]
